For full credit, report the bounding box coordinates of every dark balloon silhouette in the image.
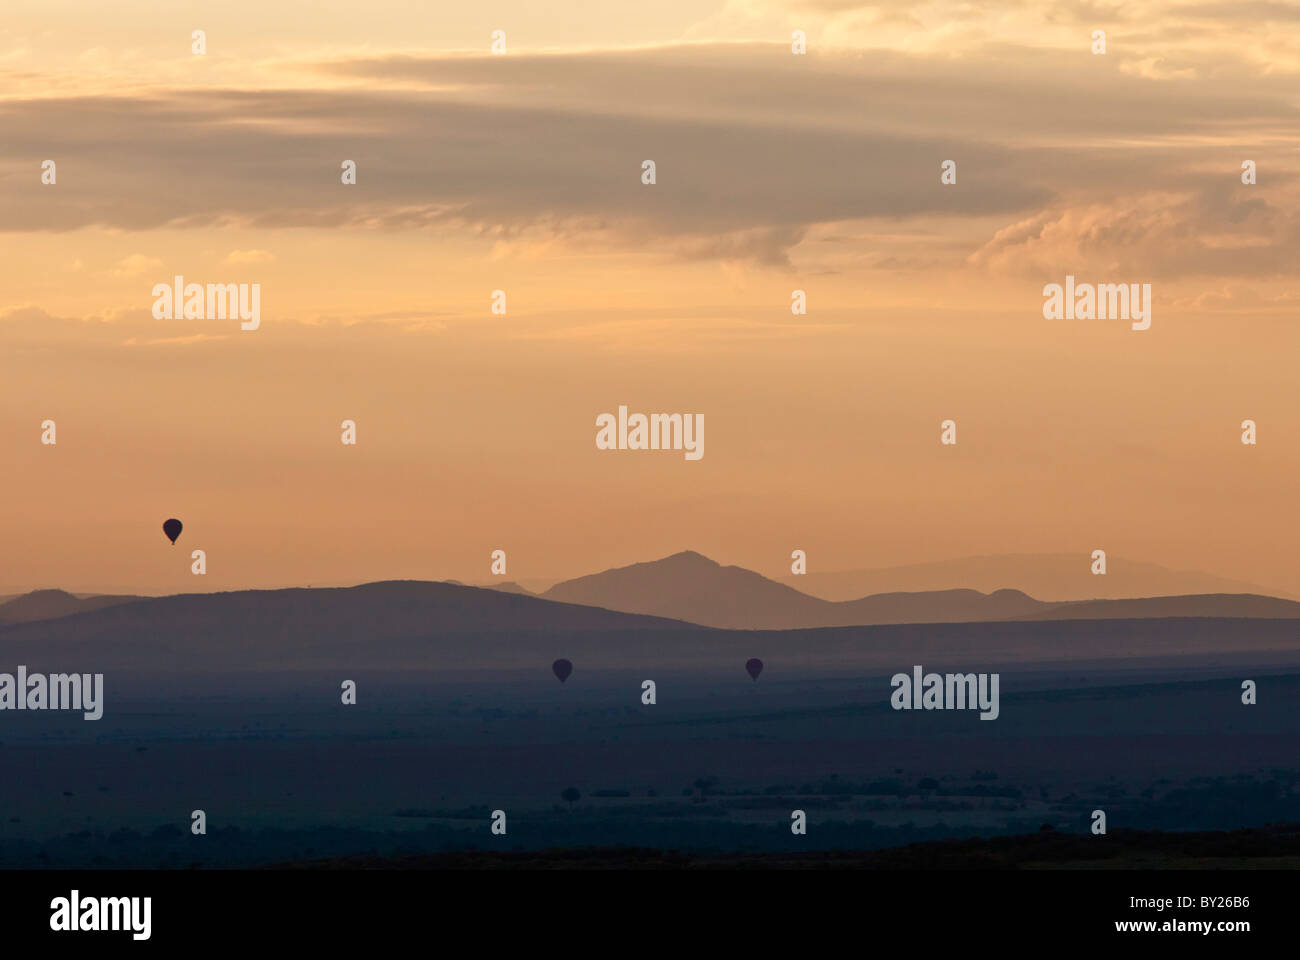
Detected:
[746,658,763,681]
[552,658,573,683]
[162,518,183,545]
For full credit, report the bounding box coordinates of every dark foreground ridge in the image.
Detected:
[265,823,1300,869]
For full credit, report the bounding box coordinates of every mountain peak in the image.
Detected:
[658,550,720,568]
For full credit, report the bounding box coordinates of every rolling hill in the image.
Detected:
[779,553,1296,603]
[0,579,703,672]
[541,551,1300,629]
[0,588,144,625]
[2,576,1300,675]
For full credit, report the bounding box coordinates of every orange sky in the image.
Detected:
[2,1,1298,595]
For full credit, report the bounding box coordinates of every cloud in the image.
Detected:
[0,69,1047,264]
[0,40,1296,273]
[1170,283,1300,309]
[109,253,162,277]
[224,249,277,265]
[122,333,229,346]
[967,184,1300,278]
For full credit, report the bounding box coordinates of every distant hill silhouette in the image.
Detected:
[476,581,536,596]
[4,577,1300,673]
[0,588,143,625]
[0,580,702,672]
[7,554,1298,639]
[779,553,1296,603]
[1016,593,1300,621]
[542,551,1044,629]
[541,551,1300,629]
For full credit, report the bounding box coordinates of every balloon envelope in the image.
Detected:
[162,518,183,545]
[552,658,573,683]
[746,658,763,681]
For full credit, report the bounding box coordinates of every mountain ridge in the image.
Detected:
[0,588,144,625]
[778,552,1297,603]
[6,552,1299,636]
[539,551,1300,629]
[3,575,1299,674]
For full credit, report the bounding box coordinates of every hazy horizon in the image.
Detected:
[2,547,1296,605]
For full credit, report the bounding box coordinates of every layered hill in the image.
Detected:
[1017,594,1300,621]
[1,576,1299,675]
[541,552,1300,629]
[778,554,1296,603]
[0,580,702,672]
[0,588,143,625]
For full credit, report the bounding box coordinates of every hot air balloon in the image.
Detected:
[746,658,763,681]
[162,518,183,545]
[552,659,573,683]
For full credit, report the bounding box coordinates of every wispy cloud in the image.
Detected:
[108,253,162,277]
[224,248,277,265]
[122,333,229,346]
